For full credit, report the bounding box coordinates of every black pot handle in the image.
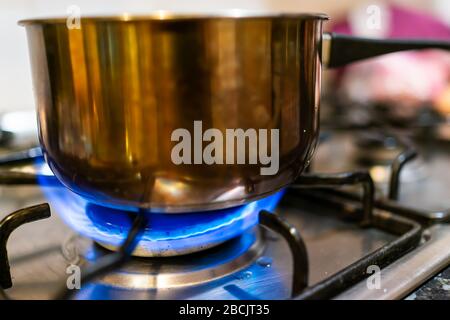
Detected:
[323,32,450,68]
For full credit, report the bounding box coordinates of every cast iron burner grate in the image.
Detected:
[0,143,435,300]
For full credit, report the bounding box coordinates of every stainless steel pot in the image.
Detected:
[19,12,450,212]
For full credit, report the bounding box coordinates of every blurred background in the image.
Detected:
[0,0,449,121]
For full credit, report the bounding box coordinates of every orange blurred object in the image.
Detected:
[435,85,450,116]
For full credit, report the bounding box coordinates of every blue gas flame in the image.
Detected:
[35,162,284,255]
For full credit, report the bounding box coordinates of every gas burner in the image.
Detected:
[69,229,264,291]
[355,131,403,165]
[355,132,429,190]
[43,185,283,257]
[313,130,429,191]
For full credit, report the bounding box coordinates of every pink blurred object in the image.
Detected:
[334,5,450,40]
[332,5,450,112]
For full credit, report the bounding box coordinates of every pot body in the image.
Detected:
[23,15,325,212]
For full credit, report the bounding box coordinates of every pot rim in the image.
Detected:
[18,11,329,26]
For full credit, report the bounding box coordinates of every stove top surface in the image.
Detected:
[1,130,449,300]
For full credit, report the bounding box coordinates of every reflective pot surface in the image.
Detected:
[21,14,325,212]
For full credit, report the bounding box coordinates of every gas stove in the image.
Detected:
[0,128,449,300]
